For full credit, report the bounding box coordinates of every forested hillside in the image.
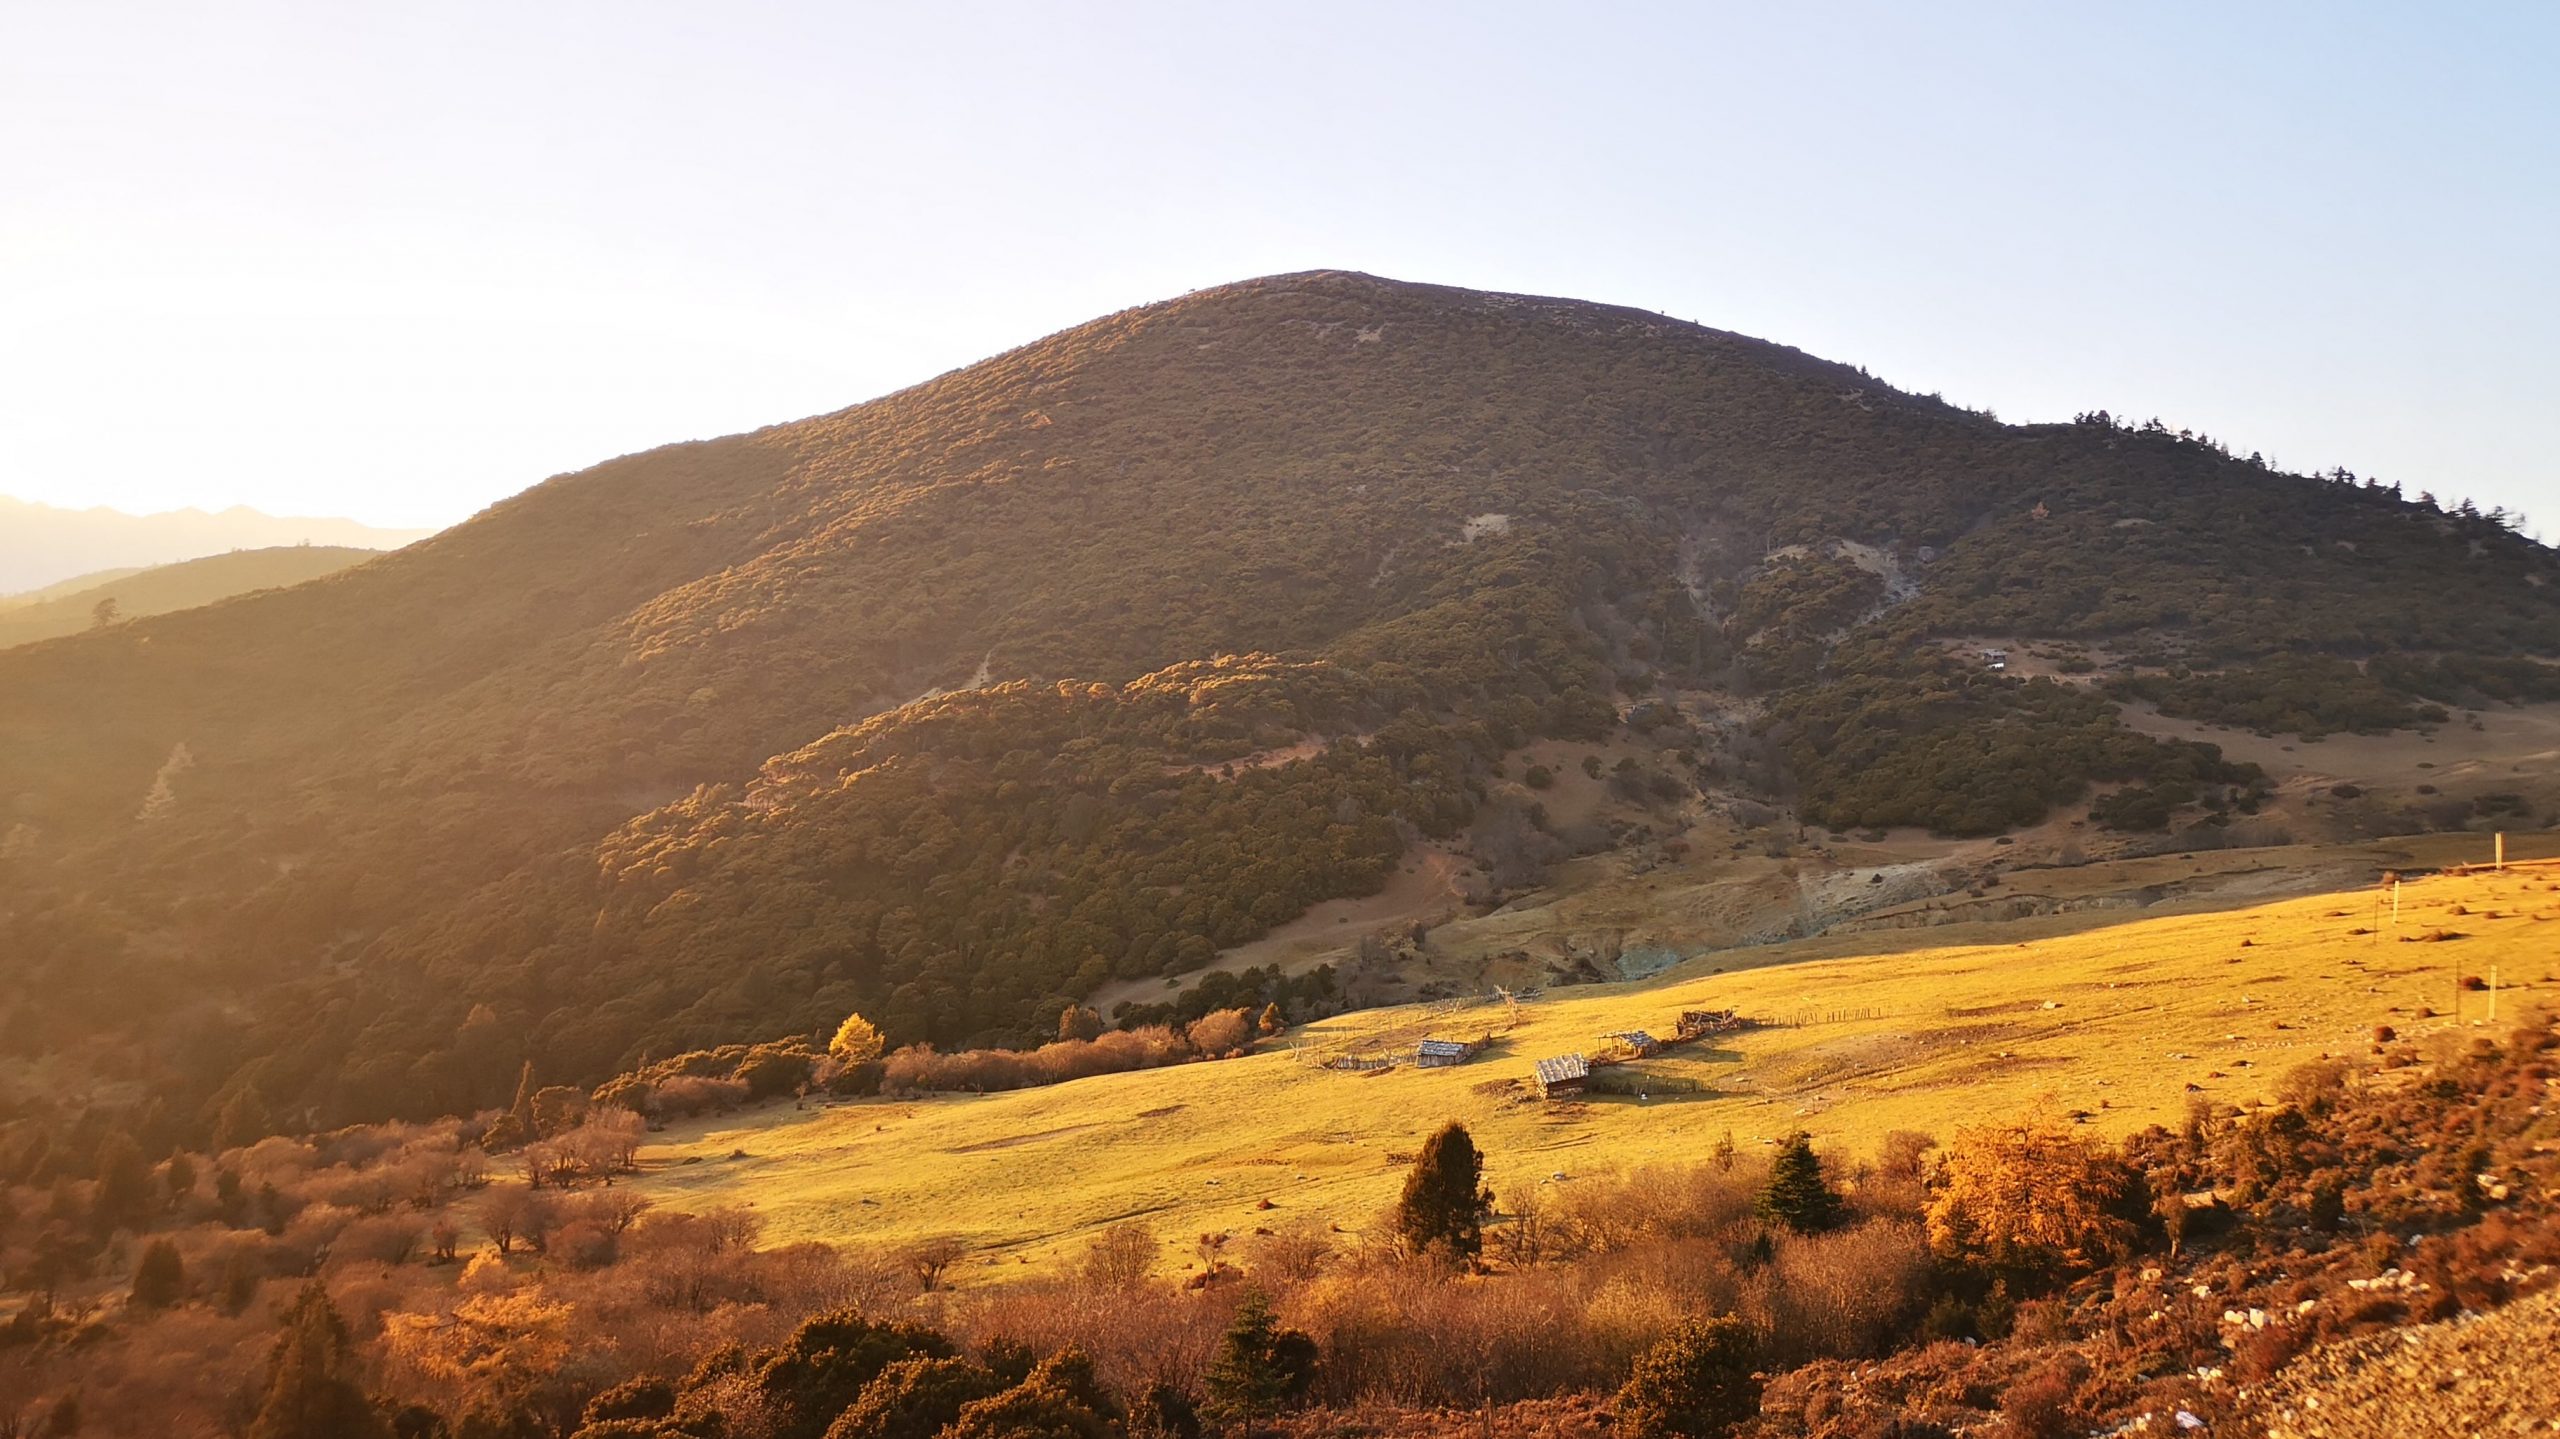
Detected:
[2,270,2552,1144]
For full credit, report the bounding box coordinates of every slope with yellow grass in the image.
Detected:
[628,860,2558,1285]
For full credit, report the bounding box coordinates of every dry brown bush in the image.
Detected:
[881,1025,1200,1094]
[1750,1221,1934,1363]
[332,1212,428,1267]
[1185,1008,1256,1058]
[1547,1161,1761,1255]
[1083,1221,1159,1290]
[1293,1262,1636,1405]
[553,1219,618,1270]
[652,1075,752,1118]
[1245,1224,1334,1288]
[954,1282,1230,1397]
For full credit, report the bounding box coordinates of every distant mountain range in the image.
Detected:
[0,546,387,650]
[0,495,436,593]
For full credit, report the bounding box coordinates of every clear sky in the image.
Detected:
[2,2,2552,531]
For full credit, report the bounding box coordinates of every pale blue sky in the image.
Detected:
[2,2,2552,530]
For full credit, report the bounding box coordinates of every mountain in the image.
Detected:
[0,546,386,650]
[1,270,2552,1139]
[0,495,436,593]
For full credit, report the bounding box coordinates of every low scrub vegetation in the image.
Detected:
[2107,655,2450,739]
[6,1000,2552,1437]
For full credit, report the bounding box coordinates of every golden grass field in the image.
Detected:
[629,851,2559,1288]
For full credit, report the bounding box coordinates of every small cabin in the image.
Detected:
[1533,1054,1589,1099]
[1601,1030,1659,1057]
[1981,649,2009,672]
[1415,1037,1486,1069]
[1678,1008,1741,1039]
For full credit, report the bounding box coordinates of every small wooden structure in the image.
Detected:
[1415,1036,1488,1069]
[1601,1030,1659,1057]
[1981,649,2009,672]
[1532,1054,1589,1099]
[1677,1009,1743,1039]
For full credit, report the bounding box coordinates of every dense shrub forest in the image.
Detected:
[2,271,2556,1145]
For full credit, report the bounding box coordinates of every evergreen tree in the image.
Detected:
[1756,1131,1843,1233]
[92,1130,151,1227]
[1615,1316,1760,1439]
[249,1282,391,1439]
[130,1237,184,1308]
[163,1150,197,1207]
[1131,1380,1203,1439]
[1393,1121,1491,1261]
[1256,1003,1285,1037]
[1201,1292,1316,1431]
[214,1084,271,1151]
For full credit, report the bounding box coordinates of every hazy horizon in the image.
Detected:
[5,2,2554,531]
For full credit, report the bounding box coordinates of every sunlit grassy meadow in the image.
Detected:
[629,864,2559,1286]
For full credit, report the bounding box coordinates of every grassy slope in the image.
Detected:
[0,566,147,608]
[628,843,2557,1285]
[0,546,382,649]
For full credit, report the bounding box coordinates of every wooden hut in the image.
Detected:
[1415,1037,1486,1069]
[1677,1009,1742,1039]
[1601,1029,1660,1057]
[1532,1054,1589,1099]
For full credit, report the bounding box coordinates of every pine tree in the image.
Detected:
[214,1084,271,1151]
[163,1150,197,1207]
[249,1282,391,1439]
[131,1237,185,1307]
[1757,1131,1843,1233]
[93,1130,151,1226]
[1202,1292,1316,1430]
[1393,1121,1491,1261]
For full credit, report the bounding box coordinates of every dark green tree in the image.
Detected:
[1615,1316,1761,1439]
[214,1084,271,1151]
[1393,1121,1491,1261]
[92,1131,151,1227]
[248,1282,391,1439]
[163,1150,197,1207]
[130,1237,184,1307]
[1756,1131,1842,1233]
[823,1356,1003,1439]
[750,1309,955,1439]
[1201,1292,1317,1431]
[578,1377,676,1427]
[1130,1380,1202,1439]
